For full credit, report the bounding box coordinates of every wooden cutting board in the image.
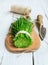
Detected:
[5,29,40,53]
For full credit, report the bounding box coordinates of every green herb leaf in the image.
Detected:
[10,17,33,35]
[10,17,33,48]
[13,33,32,48]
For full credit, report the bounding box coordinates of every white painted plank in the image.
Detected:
[0,0,48,65]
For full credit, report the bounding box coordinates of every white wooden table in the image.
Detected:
[0,0,48,65]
